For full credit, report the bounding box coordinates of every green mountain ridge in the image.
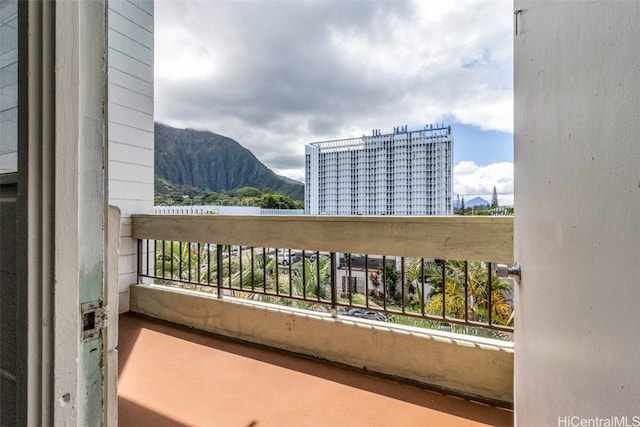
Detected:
[154,122,304,200]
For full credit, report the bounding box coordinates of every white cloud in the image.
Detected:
[155,26,219,84]
[454,161,514,206]
[154,0,514,182]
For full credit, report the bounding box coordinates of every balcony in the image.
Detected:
[122,214,514,424]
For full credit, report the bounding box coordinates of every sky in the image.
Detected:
[154,0,515,205]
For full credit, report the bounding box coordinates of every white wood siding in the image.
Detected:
[107,0,154,309]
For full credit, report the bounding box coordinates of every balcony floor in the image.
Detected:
[118,312,513,427]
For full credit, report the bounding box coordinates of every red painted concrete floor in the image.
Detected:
[118,312,513,427]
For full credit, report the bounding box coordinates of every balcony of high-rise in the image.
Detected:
[118,213,515,426]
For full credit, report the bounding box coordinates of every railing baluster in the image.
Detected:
[288,249,292,297]
[487,262,493,327]
[239,246,243,289]
[316,251,321,302]
[302,250,307,300]
[441,260,446,321]
[197,243,201,284]
[187,242,192,283]
[162,240,167,279]
[400,256,405,314]
[382,255,387,311]
[275,248,280,296]
[330,252,337,317]
[147,239,152,278]
[216,244,223,298]
[145,239,150,279]
[227,246,232,288]
[420,258,425,317]
[262,247,267,294]
[173,241,177,279]
[207,243,211,286]
[347,253,352,305]
[179,242,184,280]
[137,239,143,283]
[364,254,370,309]
[464,261,469,323]
[250,247,255,292]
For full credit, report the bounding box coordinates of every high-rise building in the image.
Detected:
[305,125,452,215]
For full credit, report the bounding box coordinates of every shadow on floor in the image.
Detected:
[119,397,189,427]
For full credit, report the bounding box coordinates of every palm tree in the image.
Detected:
[399,258,513,325]
[422,260,513,326]
[384,258,513,340]
[229,251,332,309]
[154,241,218,291]
[154,245,334,310]
[226,248,280,299]
[290,256,331,300]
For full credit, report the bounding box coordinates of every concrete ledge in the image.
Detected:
[118,290,130,314]
[130,284,513,405]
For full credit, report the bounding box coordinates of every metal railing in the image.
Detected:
[132,215,514,337]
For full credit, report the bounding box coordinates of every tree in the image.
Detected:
[154,241,218,290]
[236,186,262,198]
[491,186,498,208]
[423,260,513,326]
[154,188,304,209]
[290,256,331,302]
[226,250,332,309]
[229,249,277,293]
[259,192,297,209]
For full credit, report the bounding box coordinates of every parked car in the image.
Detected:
[277,250,300,265]
[337,308,387,322]
[222,245,241,258]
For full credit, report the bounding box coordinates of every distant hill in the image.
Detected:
[455,196,490,208]
[154,122,304,200]
[466,197,490,207]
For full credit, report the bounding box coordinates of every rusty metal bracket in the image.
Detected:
[81,301,107,342]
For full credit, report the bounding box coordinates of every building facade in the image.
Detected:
[305,125,452,215]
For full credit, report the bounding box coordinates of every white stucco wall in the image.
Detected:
[107,0,154,312]
[514,2,640,425]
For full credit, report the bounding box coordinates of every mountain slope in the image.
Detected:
[466,197,490,207]
[154,122,304,200]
